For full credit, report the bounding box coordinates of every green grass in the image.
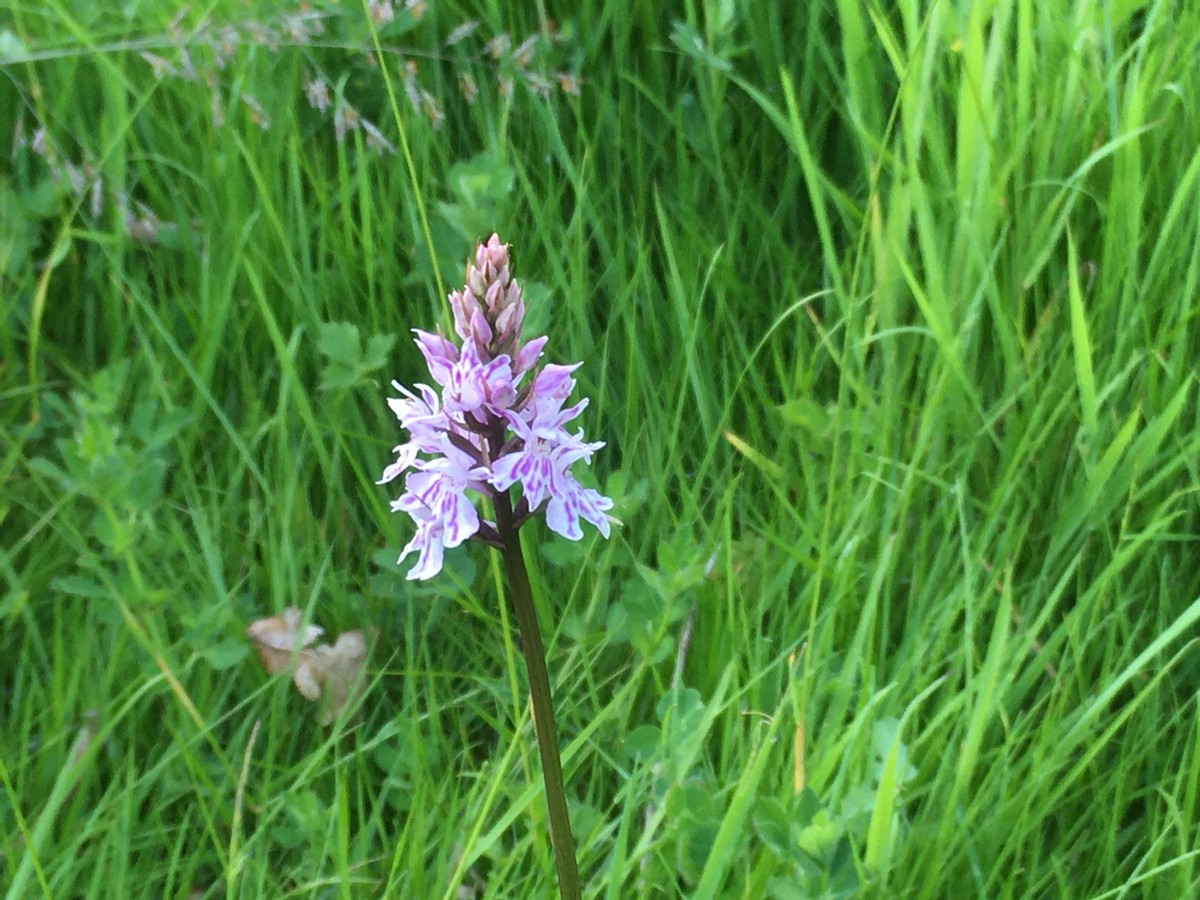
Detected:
[3,0,1199,896]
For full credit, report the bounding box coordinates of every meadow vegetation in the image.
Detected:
[2,1,1199,896]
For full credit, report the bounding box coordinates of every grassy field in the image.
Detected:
[3,1,1200,897]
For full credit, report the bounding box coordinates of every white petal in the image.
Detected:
[489,453,524,491]
[403,528,444,580]
[576,487,614,538]
[545,483,583,540]
[377,445,418,484]
[442,493,480,548]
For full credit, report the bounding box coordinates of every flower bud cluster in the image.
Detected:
[380,234,613,579]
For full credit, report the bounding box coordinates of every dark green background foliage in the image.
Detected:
[2,1,1198,897]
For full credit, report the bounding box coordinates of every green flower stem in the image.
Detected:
[493,489,582,900]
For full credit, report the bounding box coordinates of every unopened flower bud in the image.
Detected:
[451,234,529,363]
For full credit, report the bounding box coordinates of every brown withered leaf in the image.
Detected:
[246,607,372,725]
[246,607,324,673]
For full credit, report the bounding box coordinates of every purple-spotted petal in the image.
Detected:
[574,486,614,538]
[413,330,458,386]
[398,516,446,580]
[439,489,480,548]
[386,382,448,451]
[491,450,555,510]
[377,443,419,484]
[443,339,517,420]
[482,356,517,409]
[488,452,523,492]
[545,471,613,541]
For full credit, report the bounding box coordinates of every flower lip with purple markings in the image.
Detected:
[380,234,614,580]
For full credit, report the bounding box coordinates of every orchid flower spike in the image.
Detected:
[381,234,614,579]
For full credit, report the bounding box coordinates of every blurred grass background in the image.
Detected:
[2,0,1199,896]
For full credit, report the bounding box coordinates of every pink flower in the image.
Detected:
[378,382,451,487]
[490,404,608,540]
[381,235,613,579]
[546,478,613,541]
[442,339,516,422]
[391,437,490,579]
[396,504,446,581]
